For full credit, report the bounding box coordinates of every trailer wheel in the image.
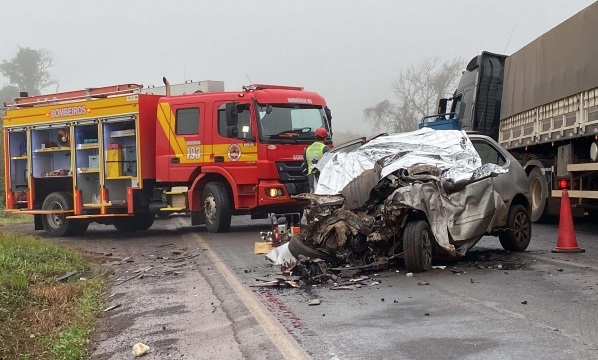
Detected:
[403,220,433,272]
[202,182,232,233]
[528,167,548,222]
[41,192,78,237]
[113,213,155,232]
[499,204,531,252]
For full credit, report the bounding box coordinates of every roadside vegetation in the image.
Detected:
[0,232,106,359]
[0,211,32,225]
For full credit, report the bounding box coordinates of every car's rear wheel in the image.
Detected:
[403,220,433,272]
[499,204,531,251]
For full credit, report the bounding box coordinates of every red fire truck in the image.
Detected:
[2,80,332,236]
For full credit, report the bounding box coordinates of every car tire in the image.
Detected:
[403,220,433,272]
[499,204,531,252]
[202,182,232,233]
[528,167,548,222]
[41,192,78,237]
[288,235,337,263]
[114,213,155,232]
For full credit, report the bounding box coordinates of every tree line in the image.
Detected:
[0,47,55,206]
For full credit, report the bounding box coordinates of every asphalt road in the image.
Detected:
[187,216,598,360]
[9,215,598,359]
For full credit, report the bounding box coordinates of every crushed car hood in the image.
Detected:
[315,128,502,196]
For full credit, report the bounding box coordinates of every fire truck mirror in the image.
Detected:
[226,102,238,127]
[325,106,332,121]
[226,126,239,138]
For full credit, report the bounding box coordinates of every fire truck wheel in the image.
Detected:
[113,213,155,232]
[202,182,232,233]
[41,192,77,237]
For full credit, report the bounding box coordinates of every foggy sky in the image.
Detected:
[1,0,595,135]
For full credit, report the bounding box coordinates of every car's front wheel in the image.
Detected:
[499,204,531,251]
[403,220,433,272]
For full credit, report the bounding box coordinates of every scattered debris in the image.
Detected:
[432,266,446,270]
[103,252,113,257]
[122,256,134,263]
[521,301,528,305]
[470,278,475,284]
[424,313,430,316]
[417,281,430,286]
[406,273,413,277]
[308,299,322,306]
[157,243,174,248]
[558,268,564,272]
[103,303,122,312]
[254,241,273,255]
[381,298,385,302]
[132,342,150,357]
[57,270,77,282]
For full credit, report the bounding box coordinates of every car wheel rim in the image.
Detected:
[204,194,217,224]
[530,178,542,212]
[47,201,65,228]
[513,211,530,244]
[422,230,432,266]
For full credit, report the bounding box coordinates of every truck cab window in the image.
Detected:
[472,141,506,166]
[218,105,252,138]
[176,108,199,135]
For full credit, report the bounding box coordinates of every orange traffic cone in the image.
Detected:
[552,189,585,253]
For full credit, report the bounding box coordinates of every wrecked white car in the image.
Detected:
[290,128,531,273]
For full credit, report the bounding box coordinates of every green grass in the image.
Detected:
[0,210,32,225]
[0,232,107,360]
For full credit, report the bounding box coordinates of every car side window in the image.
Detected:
[472,141,506,166]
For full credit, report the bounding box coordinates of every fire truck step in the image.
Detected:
[67,214,132,219]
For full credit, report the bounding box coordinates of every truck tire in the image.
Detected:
[41,192,79,237]
[288,235,337,263]
[403,220,433,273]
[528,167,548,222]
[202,182,232,233]
[499,204,531,252]
[113,213,155,232]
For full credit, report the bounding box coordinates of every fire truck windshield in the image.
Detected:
[257,104,328,143]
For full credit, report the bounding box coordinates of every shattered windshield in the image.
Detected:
[257,104,328,142]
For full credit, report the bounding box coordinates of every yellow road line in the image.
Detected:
[177,218,311,360]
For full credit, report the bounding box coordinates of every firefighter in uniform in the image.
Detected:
[304,127,330,192]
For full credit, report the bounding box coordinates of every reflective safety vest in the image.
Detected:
[305,141,327,174]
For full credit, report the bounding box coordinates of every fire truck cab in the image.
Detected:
[3,81,332,236]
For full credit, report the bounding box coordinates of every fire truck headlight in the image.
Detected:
[266,188,283,198]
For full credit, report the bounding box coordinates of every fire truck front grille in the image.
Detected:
[275,161,309,195]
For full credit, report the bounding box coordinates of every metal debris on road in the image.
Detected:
[103,303,122,312]
[56,270,77,282]
[417,281,430,286]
